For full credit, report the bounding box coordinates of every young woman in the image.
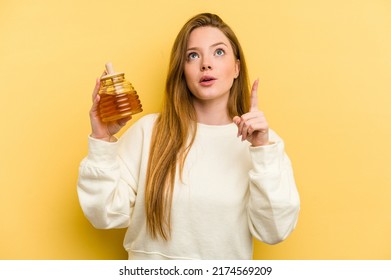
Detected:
[78,13,300,260]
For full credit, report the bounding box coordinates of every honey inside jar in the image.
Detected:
[98,63,142,122]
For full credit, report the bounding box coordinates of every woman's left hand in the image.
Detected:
[233,79,270,146]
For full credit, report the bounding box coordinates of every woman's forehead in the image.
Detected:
[187,26,230,49]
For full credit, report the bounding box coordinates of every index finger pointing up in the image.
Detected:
[250,78,260,112]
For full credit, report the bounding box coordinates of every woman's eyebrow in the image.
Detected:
[186,42,228,51]
[210,42,228,48]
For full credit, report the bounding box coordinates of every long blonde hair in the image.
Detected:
[145,13,251,240]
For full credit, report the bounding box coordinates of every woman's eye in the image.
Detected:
[215,49,225,56]
[187,52,199,60]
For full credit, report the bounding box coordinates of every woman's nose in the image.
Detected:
[201,65,212,71]
[201,57,212,71]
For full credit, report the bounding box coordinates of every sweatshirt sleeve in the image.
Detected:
[77,136,138,229]
[247,130,300,244]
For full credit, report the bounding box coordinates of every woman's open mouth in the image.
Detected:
[199,75,217,86]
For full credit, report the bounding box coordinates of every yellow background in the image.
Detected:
[1,0,390,259]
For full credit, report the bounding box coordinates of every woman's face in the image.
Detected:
[184,26,239,105]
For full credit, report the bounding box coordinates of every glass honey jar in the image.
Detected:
[98,62,142,122]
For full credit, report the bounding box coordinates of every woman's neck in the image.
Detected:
[193,98,232,125]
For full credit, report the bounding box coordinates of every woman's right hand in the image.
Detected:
[89,76,131,142]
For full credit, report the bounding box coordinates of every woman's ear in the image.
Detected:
[234,59,240,78]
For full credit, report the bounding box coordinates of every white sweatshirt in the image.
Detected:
[77,114,300,259]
